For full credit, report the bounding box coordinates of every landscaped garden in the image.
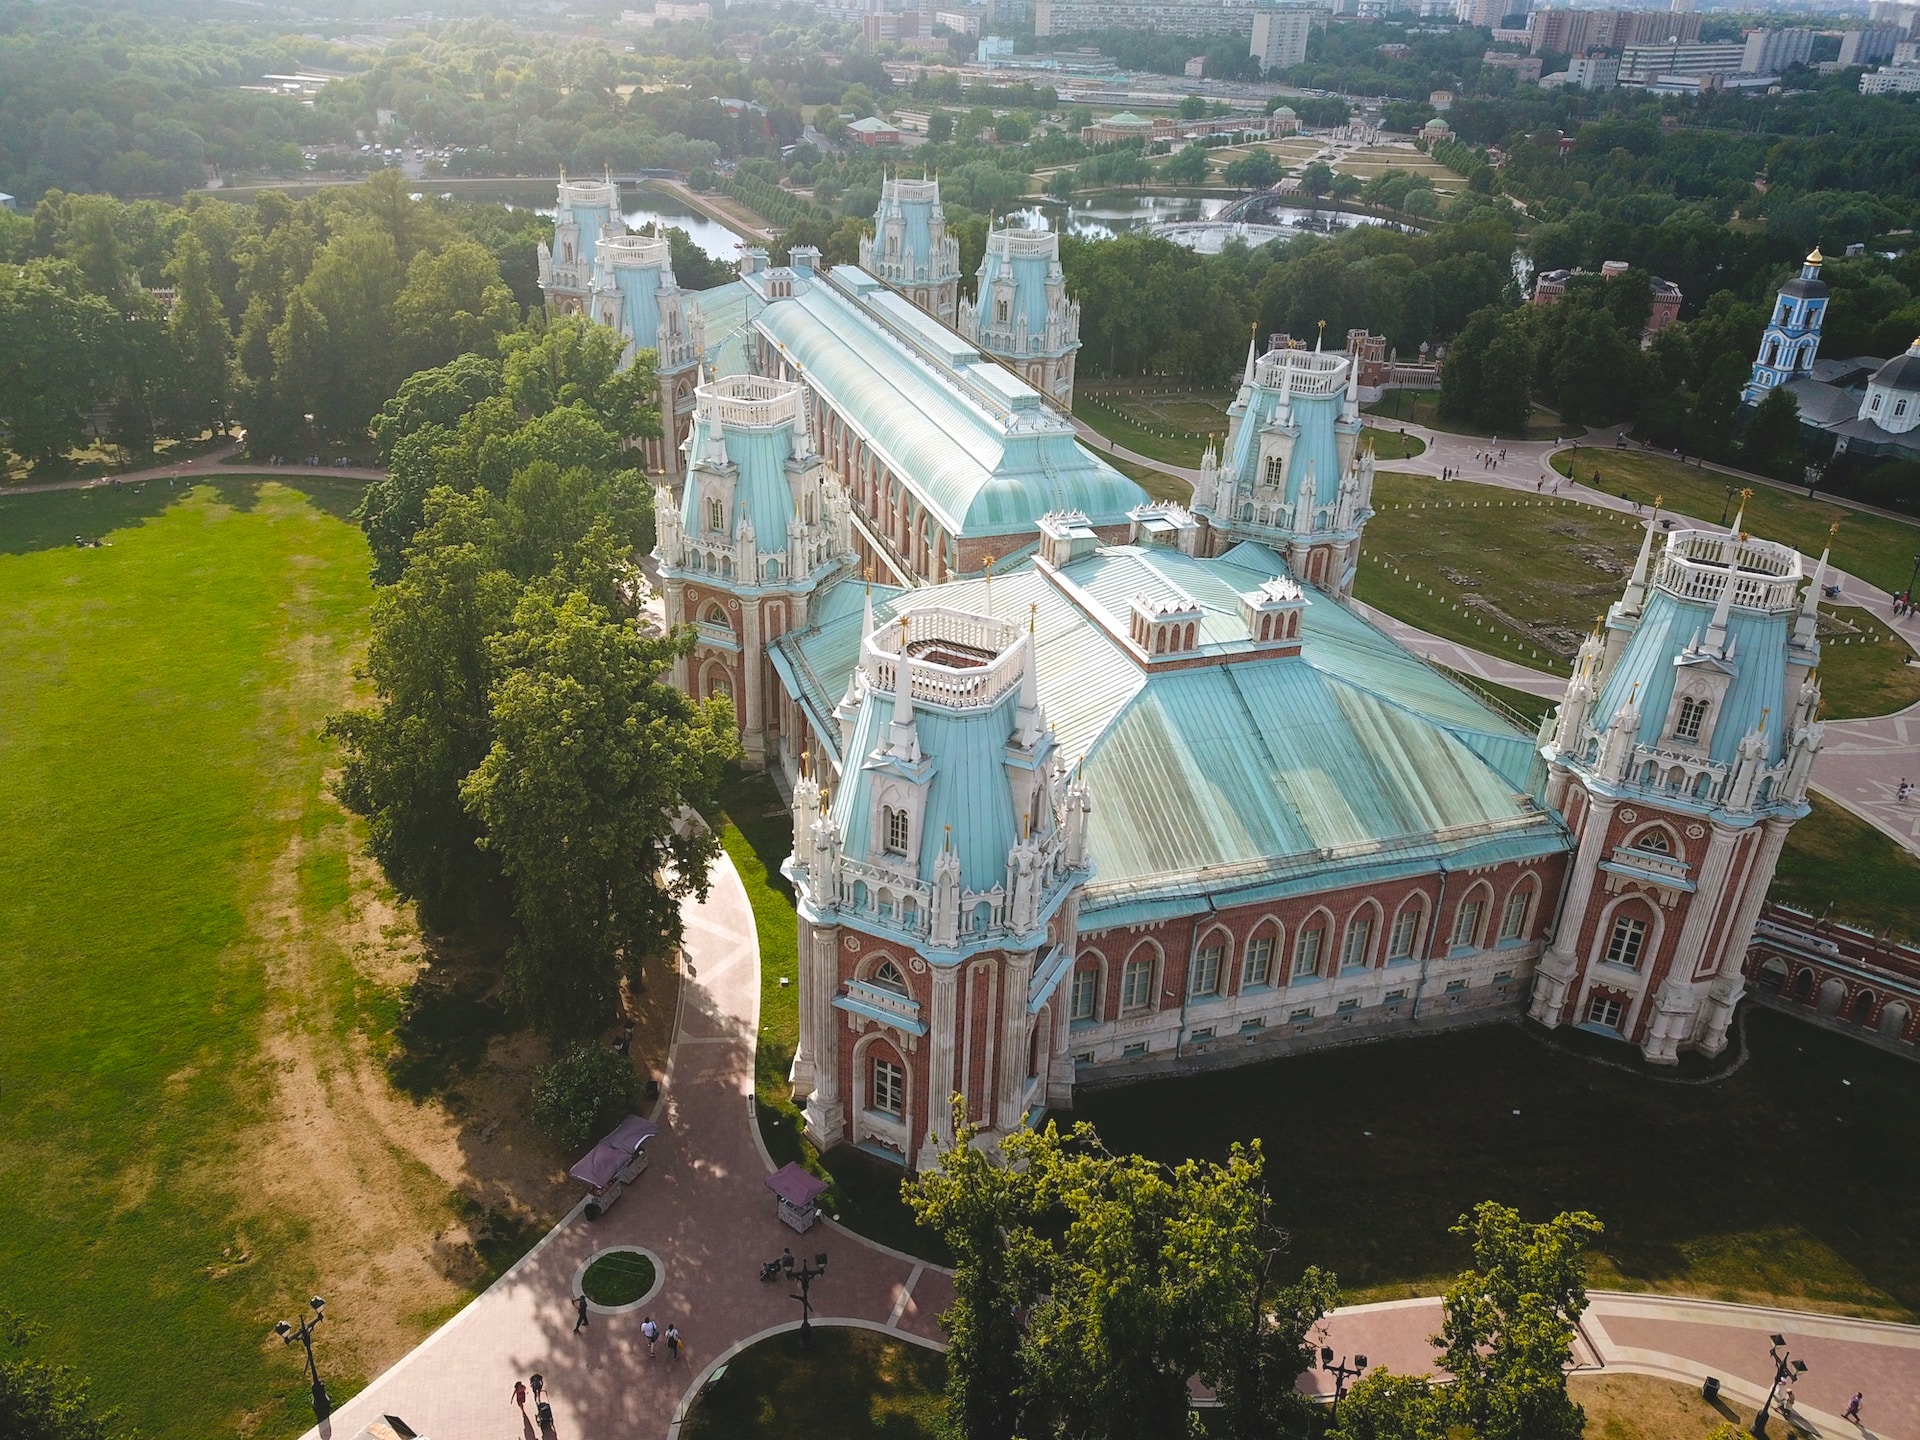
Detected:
[1354,471,1920,720]
[680,1325,947,1439]
[1551,447,1920,599]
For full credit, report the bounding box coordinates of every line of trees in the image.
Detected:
[0,175,546,473]
[330,317,738,1040]
[909,1107,1608,1440]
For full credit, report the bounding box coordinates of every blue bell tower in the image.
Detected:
[1743,248,1828,406]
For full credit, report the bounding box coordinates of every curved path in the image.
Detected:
[304,846,1920,1440]
[303,854,951,1440]
[3,441,386,496]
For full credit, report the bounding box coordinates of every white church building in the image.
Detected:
[543,178,1827,1167]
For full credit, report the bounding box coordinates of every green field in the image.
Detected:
[1774,792,1920,940]
[1552,447,1920,598]
[1356,472,1920,720]
[1078,1005,1920,1321]
[1356,472,1642,671]
[681,1325,946,1439]
[0,477,399,1439]
[1074,391,1209,468]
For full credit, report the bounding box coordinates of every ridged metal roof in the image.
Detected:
[779,545,1565,910]
[746,267,1146,540]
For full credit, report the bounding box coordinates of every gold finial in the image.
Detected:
[1760,705,1771,730]
[1628,680,1640,704]
[1653,494,1662,509]
[1806,246,1823,265]
[1029,601,1038,635]
[1829,521,1840,539]
[944,823,952,852]
[1740,487,1753,502]
[801,748,810,778]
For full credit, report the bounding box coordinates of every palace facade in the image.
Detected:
[542,179,1827,1168]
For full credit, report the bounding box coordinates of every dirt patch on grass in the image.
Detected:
[1571,1371,1742,1440]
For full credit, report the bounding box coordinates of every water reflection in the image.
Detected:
[483,185,745,261]
[1009,190,1385,252]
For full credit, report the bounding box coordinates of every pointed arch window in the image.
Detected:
[1634,828,1671,855]
[1121,953,1155,1011]
[1604,914,1649,969]
[871,960,909,995]
[1388,905,1422,963]
[883,806,911,857]
[708,496,726,533]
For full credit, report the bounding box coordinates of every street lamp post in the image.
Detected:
[1320,1347,1368,1421]
[1720,486,1740,525]
[274,1297,330,1422]
[1904,553,1919,607]
[1751,1332,1807,1437]
[784,1251,828,1349]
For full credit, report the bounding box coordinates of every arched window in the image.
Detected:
[1071,964,1099,1022]
[1675,697,1709,743]
[1634,828,1672,855]
[1451,890,1488,951]
[871,960,908,994]
[1243,926,1278,987]
[1340,910,1375,970]
[708,496,726,533]
[870,1053,904,1116]
[1499,883,1534,942]
[1387,903,1423,963]
[1293,919,1327,980]
[1763,338,1779,367]
[705,603,730,627]
[1191,932,1227,998]
[1121,950,1155,1011]
[883,806,910,856]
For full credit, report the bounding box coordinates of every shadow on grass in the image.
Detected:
[681,1324,946,1440]
[1075,1007,1920,1317]
[0,474,370,556]
[386,969,515,1100]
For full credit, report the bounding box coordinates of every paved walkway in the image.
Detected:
[2,441,386,496]
[304,854,951,1440]
[1311,1291,1920,1439]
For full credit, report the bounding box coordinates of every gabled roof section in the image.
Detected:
[744,266,1146,541]
[778,549,1563,914]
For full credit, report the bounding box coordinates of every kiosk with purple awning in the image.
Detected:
[570,1115,658,1219]
[765,1161,830,1233]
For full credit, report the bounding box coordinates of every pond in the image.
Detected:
[446,181,745,261]
[1008,190,1389,252]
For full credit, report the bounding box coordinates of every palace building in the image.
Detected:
[542,178,1826,1167]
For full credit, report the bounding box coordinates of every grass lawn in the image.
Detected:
[1355,472,1918,719]
[581,1249,656,1306]
[1075,1006,1920,1321]
[0,477,410,1439]
[1774,793,1920,940]
[1356,472,1644,670]
[2,431,228,483]
[680,1325,947,1439]
[1571,1372,1743,1440]
[1366,389,1564,441]
[1363,425,1427,460]
[1440,666,1555,731]
[1550,448,1920,598]
[1073,392,1208,468]
[712,771,946,1264]
[1109,453,1193,505]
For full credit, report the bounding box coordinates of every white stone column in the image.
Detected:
[1529,794,1618,1027]
[790,915,817,1099]
[1643,823,1738,1063]
[1698,817,1792,1055]
[920,963,960,1170]
[740,602,765,765]
[663,578,689,691]
[806,924,844,1150]
[996,950,1036,1133]
[1048,897,1081,1109]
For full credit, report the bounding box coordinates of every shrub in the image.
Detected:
[532,1043,639,1153]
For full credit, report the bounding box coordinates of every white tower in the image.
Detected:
[537,175,619,314]
[859,175,963,327]
[1530,505,1826,1062]
[958,218,1082,410]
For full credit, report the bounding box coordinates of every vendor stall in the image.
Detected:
[570,1114,659,1219]
[765,1161,830,1234]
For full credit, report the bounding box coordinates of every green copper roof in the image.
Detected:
[746,266,1146,544]
[781,545,1563,912]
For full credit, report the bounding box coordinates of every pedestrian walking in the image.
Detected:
[512,1379,527,1411]
[573,1294,590,1333]
[530,1373,545,1409]
[642,1316,660,1355]
[1844,1392,1863,1423]
[1898,778,1912,804]
[666,1323,682,1360]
